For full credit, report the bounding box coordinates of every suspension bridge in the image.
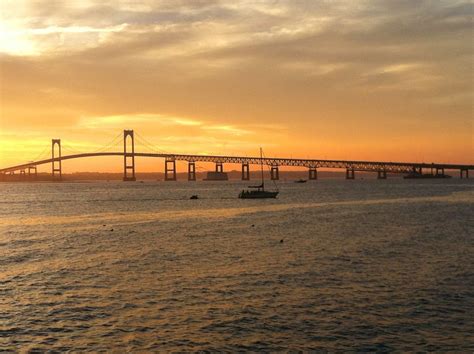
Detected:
[0,130,472,181]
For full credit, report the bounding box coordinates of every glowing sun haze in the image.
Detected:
[0,0,472,172]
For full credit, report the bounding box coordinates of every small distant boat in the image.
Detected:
[190,195,199,199]
[239,148,279,199]
[294,179,307,183]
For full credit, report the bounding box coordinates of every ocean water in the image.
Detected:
[1,179,473,351]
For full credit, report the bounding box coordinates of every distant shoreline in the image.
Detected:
[0,170,450,182]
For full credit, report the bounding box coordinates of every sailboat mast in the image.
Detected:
[260,147,264,189]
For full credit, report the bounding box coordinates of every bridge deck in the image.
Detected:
[1,152,473,174]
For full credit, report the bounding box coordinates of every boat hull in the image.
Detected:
[239,191,279,199]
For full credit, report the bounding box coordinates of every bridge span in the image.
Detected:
[1,130,472,181]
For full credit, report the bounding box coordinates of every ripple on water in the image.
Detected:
[1,180,473,351]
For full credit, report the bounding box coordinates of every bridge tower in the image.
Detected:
[123,130,136,181]
[51,139,62,180]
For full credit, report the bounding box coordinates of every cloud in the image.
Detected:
[1,0,472,166]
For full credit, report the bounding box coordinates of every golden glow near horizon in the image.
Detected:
[1,0,473,172]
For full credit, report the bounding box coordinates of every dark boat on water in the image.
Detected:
[239,148,279,199]
[239,183,279,199]
[294,179,307,183]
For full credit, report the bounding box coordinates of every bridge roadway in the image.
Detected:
[0,151,473,175]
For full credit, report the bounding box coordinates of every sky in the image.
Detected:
[0,0,472,172]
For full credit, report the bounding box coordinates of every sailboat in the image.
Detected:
[238,148,279,199]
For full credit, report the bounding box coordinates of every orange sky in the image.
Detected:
[0,0,473,173]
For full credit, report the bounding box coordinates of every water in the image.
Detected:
[1,179,473,351]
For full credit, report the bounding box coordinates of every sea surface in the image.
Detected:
[1,179,473,351]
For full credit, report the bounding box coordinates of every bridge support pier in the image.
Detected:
[52,139,62,181]
[188,162,196,181]
[28,166,37,176]
[413,167,422,175]
[309,167,318,180]
[377,170,387,179]
[215,162,223,173]
[436,168,445,176]
[165,158,177,181]
[270,165,279,180]
[460,169,469,179]
[123,130,136,181]
[346,168,355,180]
[242,163,250,180]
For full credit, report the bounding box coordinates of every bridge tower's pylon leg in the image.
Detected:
[123,130,136,181]
[309,167,318,180]
[165,158,176,181]
[188,161,196,181]
[242,163,250,180]
[377,170,387,179]
[215,162,223,173]
[52,139,62,181]
[460,169,469,179]
[346,168,355,180]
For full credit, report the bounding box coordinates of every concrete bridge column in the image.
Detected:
[460,169,469,179]
[413,166,422,175]
[270,165,279,180]
[346,168,355,180]
[436,168,445,176]
[188,162,196,181]
[215,162,223,173]
[123,130,136,181]
[51,139,62,181]
[309,167,318,180]
[377,170,387,179]
[28,166,37,176]
[165,158,177,181]
[242,163,250,180]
